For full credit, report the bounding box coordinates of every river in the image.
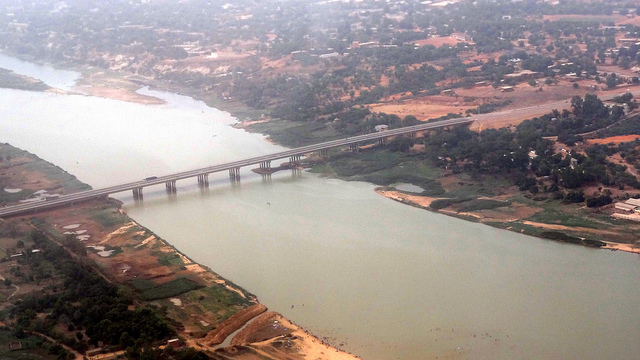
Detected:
[1,56,639,360]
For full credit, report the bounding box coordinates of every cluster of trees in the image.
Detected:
[332,107,420,135]
[517,94,629,145]
[423,95,640,205]
[6,230,177,356]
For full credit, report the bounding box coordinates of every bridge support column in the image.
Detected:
[289,155,301,166]
[197,174,209,187]
[229,167,240,182]
[349,143,360,153]
[132,187,143,200]
[320,149,329,159]
[165,180,177,193]
[259,161,271,170]
[378,138,387,145]
[410,132,416,139]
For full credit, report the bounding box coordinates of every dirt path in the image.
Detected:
[7,284,19,300]
[31,332,84,360]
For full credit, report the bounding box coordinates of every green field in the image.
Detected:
[130,277,205,301]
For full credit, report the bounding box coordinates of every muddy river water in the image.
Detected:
[1,54,639,360]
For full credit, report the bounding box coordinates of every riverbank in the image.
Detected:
[375,187,640,254]
[0,143,360,360]
[24,54,639,254]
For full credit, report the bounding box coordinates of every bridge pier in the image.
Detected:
[165,180,177,193]
[291,168,302,178]
[259,161,271,170]
[349,143,360,153]
[197,174,209,187]
[229,167,240,182]
[378,138,387,145]
[261,173,272,184]
[289,154,302,166]
[132,187,143,200]
[409,132,416,139]
[320,149,329,159]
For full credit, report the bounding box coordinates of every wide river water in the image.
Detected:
[1,55,639,360]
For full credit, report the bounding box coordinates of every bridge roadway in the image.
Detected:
[0,117,474,217]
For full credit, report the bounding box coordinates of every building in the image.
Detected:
[615,202,637,213]
[625,198,640,207]
[374,125,389,132]
[503,70,540,80]
[167,338,185,348]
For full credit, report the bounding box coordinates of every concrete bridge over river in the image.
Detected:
[0,117,473,218]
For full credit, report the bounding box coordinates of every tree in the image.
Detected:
[606,74,618,89]
[564,190,585,203]
[571,95,583,116]
[388,136,413,152]
[120,332,134,348]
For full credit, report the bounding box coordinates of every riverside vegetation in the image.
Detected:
[0,144,357,360]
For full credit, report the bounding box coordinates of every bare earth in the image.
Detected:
[74,70,165,105]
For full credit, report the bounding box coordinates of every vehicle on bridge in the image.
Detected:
[144,176,158,181]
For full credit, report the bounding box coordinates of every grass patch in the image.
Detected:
[0,189,35,205]
[127,278,157,291]
[90,207,128,228]
[458,199,510,212]
[183,284,252,323]
[540,231,605,247]
[329,151,404,177]
[430,197,474,210]
[526,208,610,229]
[22,160,90,193]
[136,277,204,301]
[248,119,343,147]
[0,328,54,359]
[156,252,185,267]
[0,68,50,92]
[0,143,90,194]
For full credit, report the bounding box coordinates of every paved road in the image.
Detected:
[472,87,640,129]
[0,117,473,218]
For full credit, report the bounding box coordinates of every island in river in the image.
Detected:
[0,143,360,359]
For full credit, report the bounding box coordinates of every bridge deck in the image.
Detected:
[0,117,473,217]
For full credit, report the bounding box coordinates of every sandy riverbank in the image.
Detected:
[73,69,166,105]
[0,142,360,360]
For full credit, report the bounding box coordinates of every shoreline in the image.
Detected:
[3,51,637,254]
[374,188,640,255]
[0,52,362,359]
[62,63,640,255]
[0,143,360,360]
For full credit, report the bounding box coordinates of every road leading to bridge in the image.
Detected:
[0,117,474,218]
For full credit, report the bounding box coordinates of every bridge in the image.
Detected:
[0,117,473,217]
